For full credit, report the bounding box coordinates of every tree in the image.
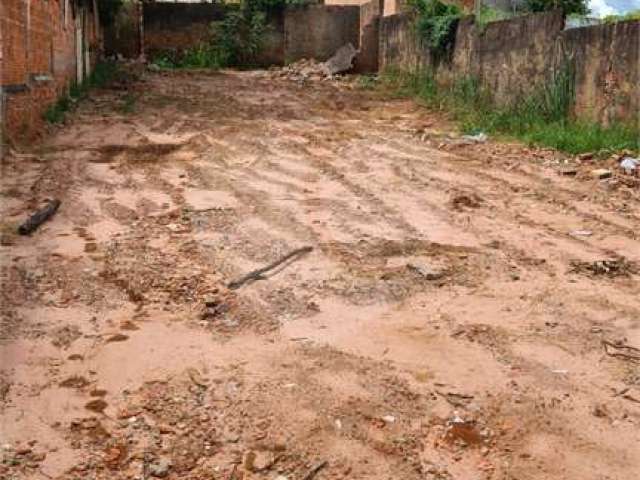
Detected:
[525,0,589,16]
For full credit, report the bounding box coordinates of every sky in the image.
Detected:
[589,0,640,16]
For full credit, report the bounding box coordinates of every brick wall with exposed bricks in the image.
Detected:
[1,0,100,145]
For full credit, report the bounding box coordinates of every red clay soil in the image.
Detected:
[1,68,639,480]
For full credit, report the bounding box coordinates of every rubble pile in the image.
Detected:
[270,58,333,82]
[270,43,358,82]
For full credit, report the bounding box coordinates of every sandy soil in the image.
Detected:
[1,68,639,480]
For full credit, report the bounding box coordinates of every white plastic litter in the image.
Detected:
[620,157,638,173]
[461,132,488,143]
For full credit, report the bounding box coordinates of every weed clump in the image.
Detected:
[44,62,118,124]
[379,65,639,155]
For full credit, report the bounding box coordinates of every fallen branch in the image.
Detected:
[301,460,328,480]
[18,199,61,235]
[602,340,640,363]
[228,246,313,290]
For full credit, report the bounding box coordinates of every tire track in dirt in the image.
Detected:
[1,69,639,480]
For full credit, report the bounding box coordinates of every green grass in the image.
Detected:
[379,67,639,155]
[357,74,379,90]
[150,44,226,70]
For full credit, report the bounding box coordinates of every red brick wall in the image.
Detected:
[1,0,100,144]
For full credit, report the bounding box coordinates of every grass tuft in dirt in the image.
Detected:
[120,92,137,114]
[379,66,639,155]
[44,62,119,124]
[151,44,227,70]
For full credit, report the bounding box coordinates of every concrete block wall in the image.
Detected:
[354,0,383,72]
[138,2,378,71]
[561,19,640,126]
[379,10,640,125]
[142,2,229,58]
[284,5,361,63]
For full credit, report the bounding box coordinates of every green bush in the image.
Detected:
[525,0,588,16]
[603,10,640,23]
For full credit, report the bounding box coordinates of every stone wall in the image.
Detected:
[379,10,640,125]
[1,0,100,144]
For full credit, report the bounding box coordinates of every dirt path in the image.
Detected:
[1,69,639,480]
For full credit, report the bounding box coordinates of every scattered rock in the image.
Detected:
[591,168,612,179]
[186,367,209,387]
[451,193,483,210]
[242,450,256,472]
[592,404,609,418]
[85,399,108,413]
[569,229,593,237]
[106,333,129,343]
[59,376,90,389]
[570,258,637,277]
[406,262,445,281]
[149,457,172,478]
[559,166,578,176]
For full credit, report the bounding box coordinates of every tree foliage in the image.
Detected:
[407,0,462,58]
[525,0,589,16]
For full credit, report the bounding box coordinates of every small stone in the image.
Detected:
[592,404,609,418]
[559,166,578,176]
[149,457,172,478]
[203,295,217,308]
[407,263,444,280]
[591,168,612,179]
[106,333,129,343]
[224,432,240,443]
[30,452,46,462]
[242,450,256,472]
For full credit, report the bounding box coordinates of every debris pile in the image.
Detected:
[271,58,333,82]
[271,43,357,82]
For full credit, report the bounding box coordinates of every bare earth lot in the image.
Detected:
[1,69,639,480]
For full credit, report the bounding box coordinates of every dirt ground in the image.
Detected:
[1,68,639,480]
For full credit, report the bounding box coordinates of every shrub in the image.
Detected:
[525,0,588,16]
[406,0,462,59]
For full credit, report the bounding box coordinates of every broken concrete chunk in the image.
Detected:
[323,43,357,75]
